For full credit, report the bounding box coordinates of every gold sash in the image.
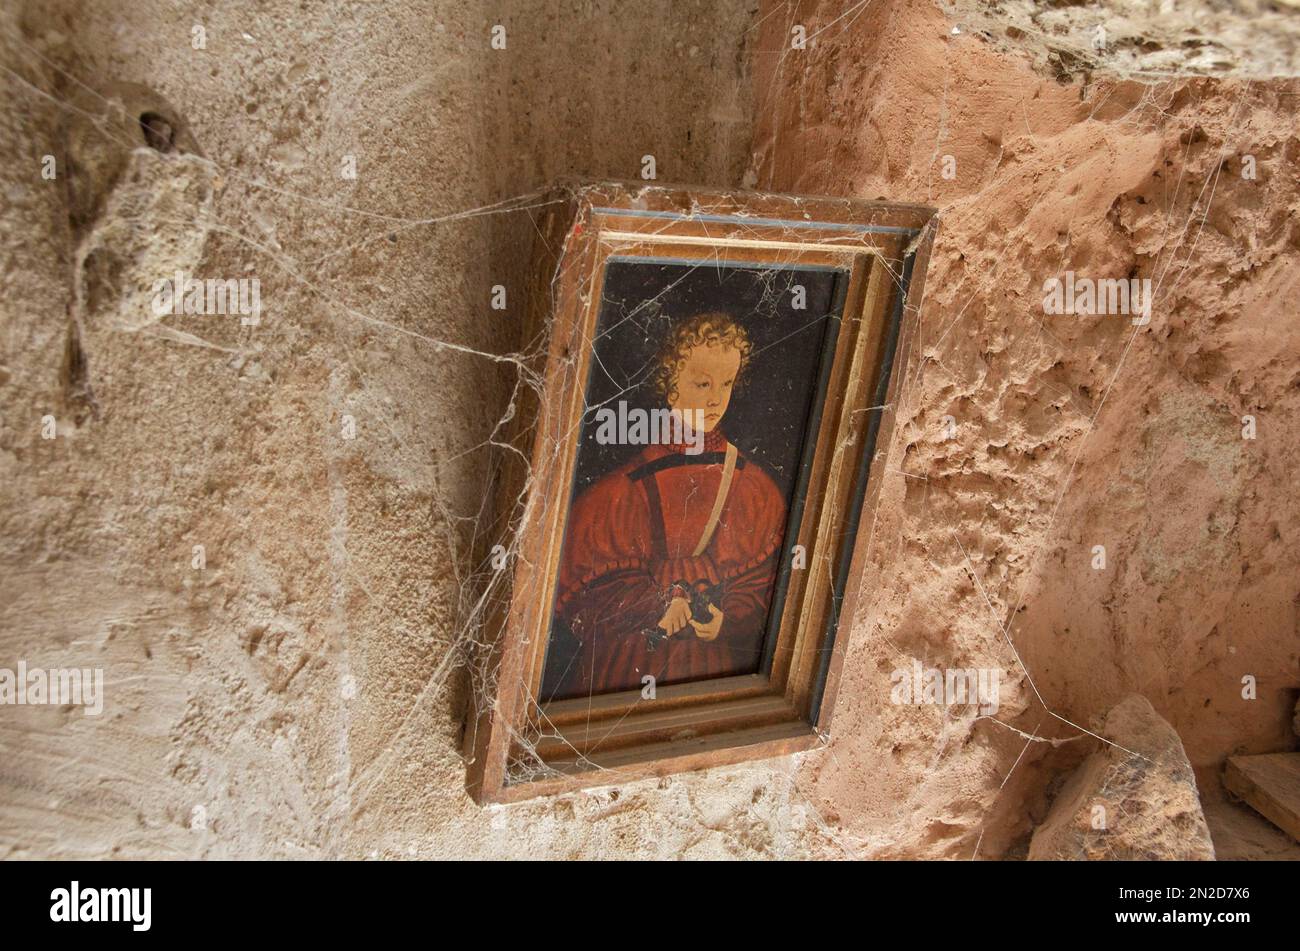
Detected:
[691,442,738,557]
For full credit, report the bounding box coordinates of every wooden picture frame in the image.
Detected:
[464,181,937,803]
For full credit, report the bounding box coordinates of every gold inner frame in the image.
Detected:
[512,214,909,775]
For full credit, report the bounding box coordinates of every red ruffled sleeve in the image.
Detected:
[710,462,786,642]
[555,467,665,645]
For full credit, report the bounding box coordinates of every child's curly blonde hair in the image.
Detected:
[652,311,753,403]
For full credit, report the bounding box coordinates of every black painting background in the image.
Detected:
[540,259,845,700]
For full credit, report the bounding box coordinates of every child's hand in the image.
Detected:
[688,605,723,641]
[657,597,692,637]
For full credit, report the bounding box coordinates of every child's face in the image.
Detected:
[668,342,742,433]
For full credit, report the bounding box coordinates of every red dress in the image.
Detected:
[552,428,786,698]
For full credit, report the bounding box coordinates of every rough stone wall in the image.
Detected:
[0,0,807,861]
[752,0,1299,857]
[941,0,1300,80]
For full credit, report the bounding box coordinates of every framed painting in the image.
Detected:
[464,182,937,803]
